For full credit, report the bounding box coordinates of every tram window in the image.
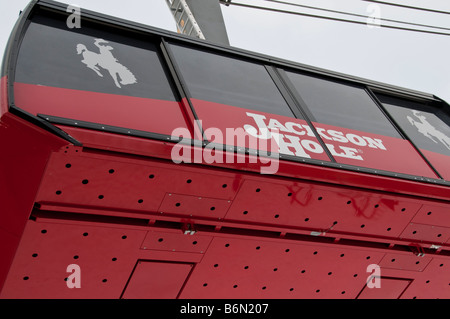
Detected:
[169,43,297,118]
[377,95,450,156]
[13,11,191,137]
[377,95,450,155]
[377,94,450,179]
[14,13,178,101]
[284,71,401,138]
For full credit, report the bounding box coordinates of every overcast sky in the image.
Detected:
[1,0,449,103]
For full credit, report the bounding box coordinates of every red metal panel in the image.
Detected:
[0,220,148,299]
[2,216,450,299]
[378,253,432,271]
[0,112,68,291]
[225,179,337,230]
[357,278,411,299]
[158,193,231,220]
[0,76,7,117]
[225,179,421,239]
[411,204,450,228]
[180,237,385,299]
[141,230,213,254]
[14,83,191,137]
[0,231,19,291]
[122,261,193,299]
[398,257,450,299]
[35,151,240,219]
[400,223,450,244]
[331,195,421,238]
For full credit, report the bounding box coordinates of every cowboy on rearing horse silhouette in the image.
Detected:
[407,110,450,151]
[76,38,137,88]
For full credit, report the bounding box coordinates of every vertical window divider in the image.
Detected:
[160,38,206,144]
[366,87,443,180]
[268,66,337,163]
[365,87,408,139]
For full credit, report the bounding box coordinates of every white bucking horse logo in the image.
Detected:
[407,110,450,151]
[76,38,137,88]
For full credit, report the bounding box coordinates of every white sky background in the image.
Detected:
[0,0,449,103]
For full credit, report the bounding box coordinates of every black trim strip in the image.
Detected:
[10,107,82,146]
[38,113,178,144]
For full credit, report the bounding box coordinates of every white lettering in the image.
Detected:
[327,144,363,160]
[274,133,311,158]
[196,112,389,166]
[363,136,386,150]
[285,121,305,135]
[328,129,348,143]
[180,303,215,316]
[244,112,271,139]
[301,139,323,153]
[316,127,332,140]
[302,124,317,137]
[347,133,367,146]
[340,146,363,160]
[267,118,288,133]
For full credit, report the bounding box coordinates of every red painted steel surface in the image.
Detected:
[0,112,68,289]
[0,138,448,299]
[0,220,148,299]
[13,82,192,137]
[1,217,449,299]
[357,278,411,299]
[180,236,387,299]
[0,76,7,117]
[29,148,447,245]
[1,98,450,298]
[411,204,450,228]
[122,261,193,299]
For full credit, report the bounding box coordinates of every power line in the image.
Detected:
[265,0,450,32]
[222,1,450,37]
[362,0,450,15]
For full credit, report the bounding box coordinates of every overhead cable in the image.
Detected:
[361,0,450,15]
[265,0,450,32]
[222,1,450,37]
